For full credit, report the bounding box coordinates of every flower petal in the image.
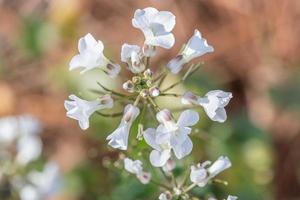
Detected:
[145,33,175,49]
[177,110,199,127]
[149,149,171,167]
[144,128,161,151]
[153,11,175,32]
[172,137,193,159]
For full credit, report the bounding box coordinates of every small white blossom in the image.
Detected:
[16,135,42,165]
[106,104,140,150]
[21,162,62,200]
[227,195,238,200]
[190,156,231,187]
[124,158,151,184]
[182,90,232,123]
[159,191,172,200]
[132,7,175,50]
[121,43,145,73]
[167,29,214,74]
[144,109,199,167]
[64,94,113,130]
[69,33,120,77]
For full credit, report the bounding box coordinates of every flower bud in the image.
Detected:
[143,69,153,79]
[140,89,149,98]
[132,76,141,84]
[122,80,134,93]
[149,87,160,97]
[181,91,198,105]
[146,80,152,87]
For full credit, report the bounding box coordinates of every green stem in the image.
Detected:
[96,111,123,117]
[160,93,182,98]
[150,179,172,190]
[97,82,126,97]
[147,96,161,112]
[183,183,197,193]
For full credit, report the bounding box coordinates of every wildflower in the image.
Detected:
[167,29,214,74]
[124,158,151,184]
[16,135,42,165]
[159,191,172,200]
[227,195,238,200]
[20,162,62,200]
[190,156,231,187]
[121,43,145,73]
[132,7,176,50]
[162,159,176,172]
[182,90,232,122]
[64,94,113,130]
[106,104,140,150]
[144,109,199,167]
[69,33,120,77]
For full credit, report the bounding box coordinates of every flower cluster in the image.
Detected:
[65,7,235,199]
[0,115,62,200]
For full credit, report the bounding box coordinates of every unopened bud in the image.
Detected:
[140,89,149,98]
[146,80,152,87]
[123,80,134,93]
[132,76,141,84]
[143,69,153,79]
[149,87,160,97]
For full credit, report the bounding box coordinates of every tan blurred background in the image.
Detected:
[0,0,300,199]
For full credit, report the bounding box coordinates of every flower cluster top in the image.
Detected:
[65,7,235,199]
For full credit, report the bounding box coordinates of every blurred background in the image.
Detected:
[0,0,300,199]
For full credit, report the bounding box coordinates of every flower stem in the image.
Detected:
[183,183,197,193]
[160,93,182,97]
[134,95,141,106]
[147,96,161,112]
[97,82,126,97]
[96,111,123,117]
[150,179,172,190]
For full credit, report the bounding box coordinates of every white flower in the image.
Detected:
[167,29,214,74]
[16,135,42,165]
[132,7,176,50]
[144,109,199,167]
[0,116,19,145]
[159,191,172,200]
[21,162,62,200]
[69,33,120,77]
[64,94,113,130]
[227,195,238,200]
[182,90,232,123]
[121,43,145,73]
[124,158,151,184]
[106,104,140,150]
[23,162,62,199]
[190,156,231,187]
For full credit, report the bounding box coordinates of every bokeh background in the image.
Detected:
[0,0,300,199]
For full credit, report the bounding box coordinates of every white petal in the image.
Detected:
[166,55,186,74]
[153,11,175,32]
[132,7,158,29]
[212,107,227,123]
[145,33,175,49]
[183,29,214,60]
[227,195,238,200]
[149,149,171,167]
[20,185,40,200]
[121,43,140,62]
[16,136,42,165]
[190,165,208,184]
[106,125,129,150]
[124,158,143,174]
[177,110,199,127]
[208,156,231,177]
[144,128,161,150]
[172,137,193,159]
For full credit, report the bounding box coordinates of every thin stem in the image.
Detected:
[171,173,178,188]
[160,93,182,98]
[145,57,150,68]
[183,183,197,193]
[147,96,161,112]
[153,70,167,83]
[96,111,123,117]
[97,82,126,97]
[134,95,141,106]
[179,170,190,188]
[161,81,181,92]
[150,179,172,190]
